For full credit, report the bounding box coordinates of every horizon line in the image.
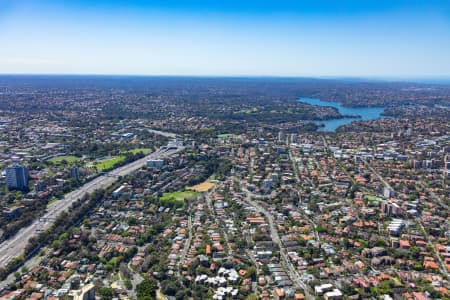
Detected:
[1,73,450,85]
[1,72,450,79]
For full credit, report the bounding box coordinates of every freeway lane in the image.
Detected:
[0,145,184,269]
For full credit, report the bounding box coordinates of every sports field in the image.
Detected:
[48,155,82,164]
[95,156,126,171]
[188,181,215,192]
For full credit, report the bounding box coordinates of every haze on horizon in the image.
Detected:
[1,0,450,79]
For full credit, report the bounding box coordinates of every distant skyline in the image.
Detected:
[1,0,450,78]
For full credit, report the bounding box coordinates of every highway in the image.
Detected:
[147,128,177,138]
[0,144,184,269]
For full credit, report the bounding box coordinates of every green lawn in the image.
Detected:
[217,134,231,139]
[159,190,199,209]
[363,194,382,202]
[123,148,151,155]
[160,191,199,202]
[94,156,126,172]
[48,155,82,164]
[391,277,403,287]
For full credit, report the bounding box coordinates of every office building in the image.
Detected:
[147,159,164,168]
[6,163,29,190]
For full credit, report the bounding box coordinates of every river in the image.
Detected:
[299,97,385,132]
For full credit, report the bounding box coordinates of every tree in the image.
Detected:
[316,225,327,233]
[175,290,186,300]
[298,236,307,246]
[374,238,387,247]
[160,280,180,296]
[0,268,7,281]
[136,279,157,300]
[52,240,62,250]
[124,279,132,290]
[120,262,130,278]
[127,217,138,226]
[261,265,270,275]
[246,266,257,281]
[99,287,113,299]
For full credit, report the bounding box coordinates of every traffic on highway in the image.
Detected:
[0,143,184,268]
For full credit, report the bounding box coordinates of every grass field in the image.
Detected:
[48,155,82,164]
[363,194,382,202]
[94,156,126,171]
[188,181,215,192]
[123,148,152,155]
[160,191,199,202]
[217,134,231,139]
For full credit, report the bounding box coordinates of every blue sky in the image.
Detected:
[1,0,450,77]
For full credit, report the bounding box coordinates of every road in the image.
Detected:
[178,215,192,277]
[0,144,184,270]
[147,128,177,139]
[128,255,144,298]
[242,188,313,299]
[288,147,321,244]
[204,188,233,256]
[362,159,393,191]
[363,158,449,278]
